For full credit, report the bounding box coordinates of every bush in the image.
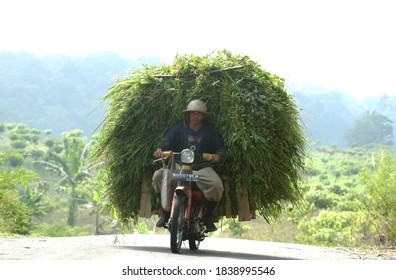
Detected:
[30,222,89,237]
[296,210,366,246]
[0,167,35,235]
[5,151,24,167]
[360,150,396,244]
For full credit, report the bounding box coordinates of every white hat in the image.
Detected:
[182,99,210,117]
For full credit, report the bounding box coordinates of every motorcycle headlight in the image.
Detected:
[180,149,194,164]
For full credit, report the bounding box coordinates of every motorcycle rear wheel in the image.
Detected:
[170,194,186,253]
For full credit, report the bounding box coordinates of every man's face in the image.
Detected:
[189,111,204,124]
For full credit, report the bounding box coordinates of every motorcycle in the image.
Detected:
[153,148,214,253]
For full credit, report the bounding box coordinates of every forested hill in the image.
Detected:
[291,85,396,147]
[0,51,161,137]
[1,51,395,147]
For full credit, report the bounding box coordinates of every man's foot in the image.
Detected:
[204,218,217,232]
[156,211,170,227]
[203,200,219,232]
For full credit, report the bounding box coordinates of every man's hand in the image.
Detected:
[211,154,220,163]
[153,148,163,158]
[203,153,220,163]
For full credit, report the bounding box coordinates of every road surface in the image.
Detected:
[1,234,388,260]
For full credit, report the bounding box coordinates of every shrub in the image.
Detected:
[296,210,366,246]
[360,150,396,244]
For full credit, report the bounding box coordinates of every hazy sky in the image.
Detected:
[1,0,395,100]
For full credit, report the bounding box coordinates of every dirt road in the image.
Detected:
[1,234,394,260]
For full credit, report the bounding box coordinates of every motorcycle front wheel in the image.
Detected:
[170,194,186,253]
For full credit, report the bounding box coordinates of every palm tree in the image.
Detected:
[34,130,92,227]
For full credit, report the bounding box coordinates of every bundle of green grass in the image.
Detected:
[94,50,307,224]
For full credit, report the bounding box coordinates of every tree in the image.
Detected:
[34,130,93,226]
[345,111,393,146]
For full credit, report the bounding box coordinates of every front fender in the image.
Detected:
[174,185,186,195]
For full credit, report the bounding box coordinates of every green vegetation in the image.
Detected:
[94,50,307,224]
[1,51,396,147]
[0,123,116,236]
[0,51,161,137]
[34,129,94,227]
[1,52,395,248]
[1,122,395,247]
[219,144,396,247]
[297,145,396,246]
[346,111,393,146]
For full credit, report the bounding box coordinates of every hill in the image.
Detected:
[0,51,395,146]
[0,51,161,136]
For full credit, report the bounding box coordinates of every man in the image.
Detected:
[152,99,225,232]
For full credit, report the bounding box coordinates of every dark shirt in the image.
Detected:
[158,119,225,170]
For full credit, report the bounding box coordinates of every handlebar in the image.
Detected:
[202,153,215,161]
[152,151,216,163]
[152,150,175,163]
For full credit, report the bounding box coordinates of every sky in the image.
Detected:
[1,0,395,100]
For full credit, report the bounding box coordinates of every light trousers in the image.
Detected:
[152,166,223,202]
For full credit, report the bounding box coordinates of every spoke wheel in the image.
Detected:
[170,194,186,253]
